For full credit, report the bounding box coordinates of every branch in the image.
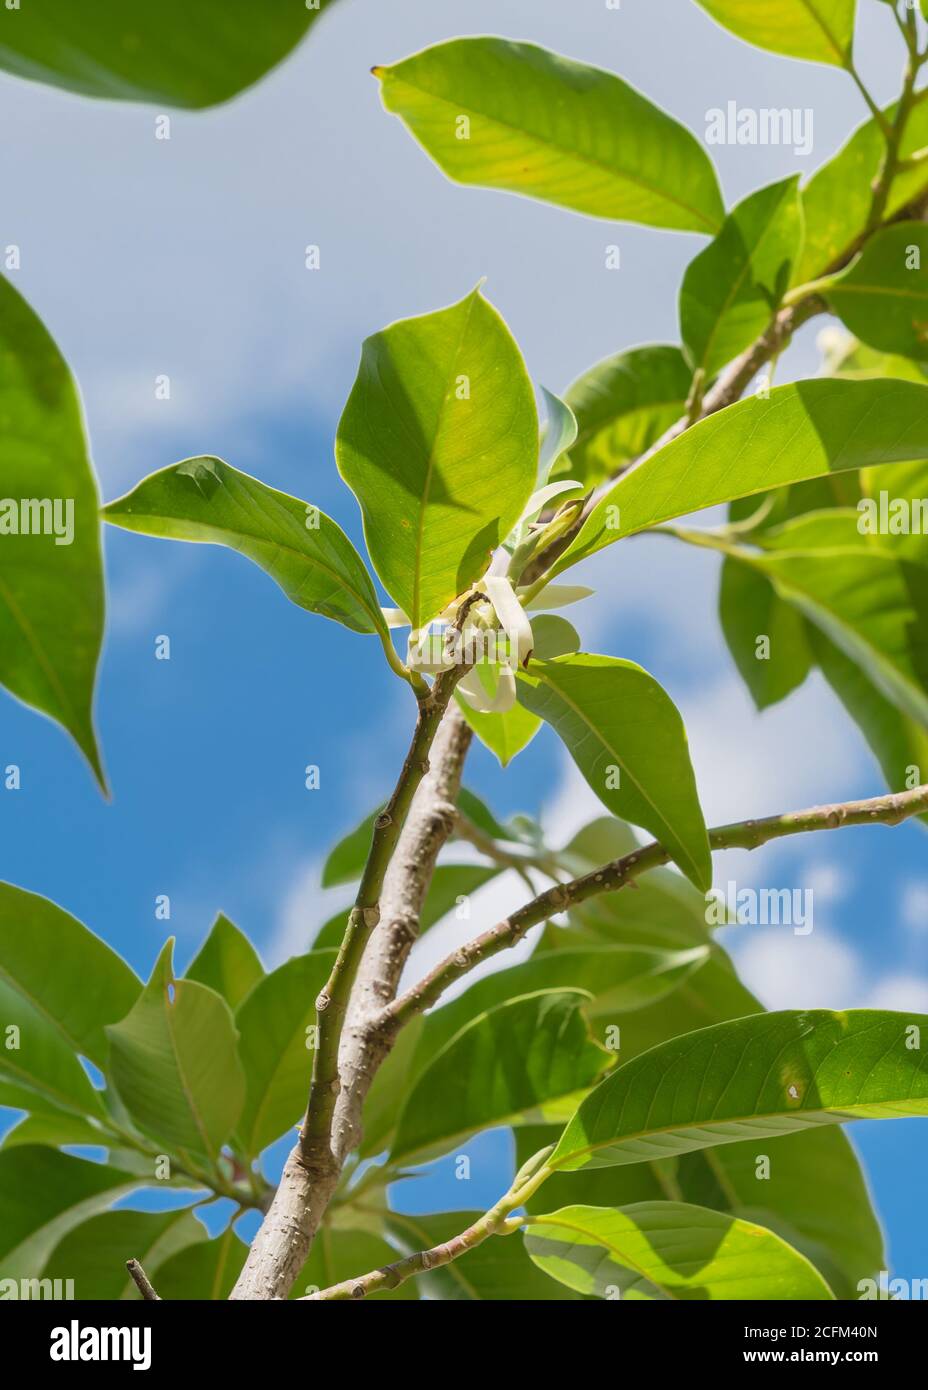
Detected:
[126,1260,161,1301]
[383,783,928,1032]
[299,1149,553,1301]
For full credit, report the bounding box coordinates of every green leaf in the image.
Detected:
[0,274,105,786]
[694,0,855,65]
[562,346,691,488]
[681,177,803,380]
[358,1016,426,1159]
[390,990,611,1166]
[321,808,380,888]
[538,388,578,482]
[0,1147,139,1280]
[290,1229,418,1301]
[557,378,928,573]
[335,287,538,629]
[456,786,515,843]
[386,1210,572,1300]
[104,457,390,641]
[795,92,928,285]
[106,941,245,1165]
[0,0,330,108]
[42,1207,206,1300]
[741,533,928,727]
[154,1226,248,1300]
[415,947,711,1067]
[455,685,541,766]
[524,1201,835,1299]
[0,882,140,1068]
[517,654,711,889]
[234,950,335,1157]
[0,1110,109,1150]
[0,977,104,1119]
[375,38,724,234]
[809,624,928,817]
[185,913,264,1011]
[552,1009,928,1172]
[719,557,813,709]
[823,222,928,361]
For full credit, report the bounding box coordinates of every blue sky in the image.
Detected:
[0,0,926,1282]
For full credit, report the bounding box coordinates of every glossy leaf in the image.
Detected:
[557,378,928,573]
[0,977,104,1119]
[390,989,611,1166]
[538,388,578,483]
[336,288,537,628]
[0,1147,139,1280]
[106,941,246,1164]
[104,457,389,640]
[234,949,335,1157]
[0,0,330,108]
[824,222,928,361]
[694,0,855,66]
[42,1207,206,1300]
[185,913,264,1011]
[0,882,140,1068]
[375,38,724,233]
[524,1201,834,1299]
[553,1010,928,1171]
[795,92,928,285]
[517,654,711,889]
[154,1227,248,1300]
[561,346,691,487]
[719,557,813,709]
[681,177,803,379]
[386,1210,571,1300]
[0,275,105,785]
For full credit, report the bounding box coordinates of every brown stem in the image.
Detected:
[126,1259,161,1301]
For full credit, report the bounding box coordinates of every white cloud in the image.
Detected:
[730,928,862,1011]
[900,881,928,937]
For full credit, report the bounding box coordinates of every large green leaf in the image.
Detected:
[0,1147,139,1280]
[0,0,331,108]
[823,222,928,362]
[718,557,813,710]
[0,977,103,1119]
[811,623,928,814]
[415,946,711,1066]
[524,1201,834,1299]
[561,346,692,488]
[795,92,928,285]
[742,536,928,727]
[552,1010,928,1171]
[185,913,264,1011]
[322,808,380,889]
[681,177,803,380]
[0,275,105,785]
[517,654,711,889]
[290,1229,418,1301]
[0,882,140,1068]
[335,288,537,629]
[375,38,724,234]
[42,1207,206,1301]
[390,990,611,1167]
[106,941,245,1165]
[556,378,928,573]
[386,1210,572,1300]
[104,457,389,640]
[234,949,335,1157]
[154,1227,248,1300]
[0,1110,110,1151]
[693,0,855,66]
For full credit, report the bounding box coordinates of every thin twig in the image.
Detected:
[126,1259,161,1301]
[381,783,928,1032]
